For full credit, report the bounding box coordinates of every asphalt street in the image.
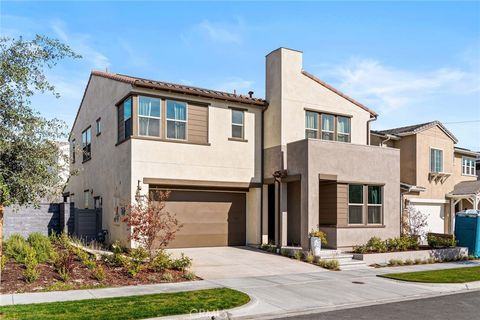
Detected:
[277,291,480,320]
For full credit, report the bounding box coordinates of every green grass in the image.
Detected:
[0,288,250,320]
[380,266,480,283]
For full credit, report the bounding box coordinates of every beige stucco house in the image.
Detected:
[67,47,400,250]
[371,121,479,235]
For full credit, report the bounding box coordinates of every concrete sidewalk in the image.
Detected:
[1,261,480,320]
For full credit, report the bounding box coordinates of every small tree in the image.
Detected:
[402,204,428,239]
[122,191,182,258]
[0,35,80,255]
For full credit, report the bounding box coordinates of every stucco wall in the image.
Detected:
[265,48,372,150]
[287,139,401,248]
[130,90,263,191]
[67,75,132,245]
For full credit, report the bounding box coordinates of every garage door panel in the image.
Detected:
[159,190,246,248]
[169,234,228,248]
[411,202,445,234]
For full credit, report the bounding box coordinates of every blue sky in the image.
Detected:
[2,1,479,150]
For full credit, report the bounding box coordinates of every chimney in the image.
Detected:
[233,89,237,95]
[248,91,254,98]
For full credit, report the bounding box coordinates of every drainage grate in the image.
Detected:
[352,281,365,284]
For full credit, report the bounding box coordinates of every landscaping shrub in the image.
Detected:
[414,258,423,265]
[126,247,149,277]
[161,272,174,282]
[355,236,419,254]
[388,259,403,266]
[151,250,172,272]
[183,271,196,280]
[317,259,340,271]
[5,234,30,263]
[404,259,414,265]
[23,246,40,283]
[56,232,72,250]
[0,256,7,270]
[305,252,315,263]
[280,248,289,257]
[74,247,97,270]
[293,250,303,260]
[171,253,192,272]
[93,265,106,282]
[27,232,54,263]
[260,243,276,253]
[427,233,456,248]
[55,251,75,281]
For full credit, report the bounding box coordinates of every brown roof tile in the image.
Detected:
[91,71,267,107]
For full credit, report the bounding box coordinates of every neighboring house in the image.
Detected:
[67,47,400,250]
[371,121,479,235]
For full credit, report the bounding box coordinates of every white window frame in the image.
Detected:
[166,100,188,141]
[336,116,351,142]
[138,96,161,137]
[462,156,476,176]
[430,147,444,173]
[321,114,335,141]
[231,109,245,139]
[305,111,319,139]
[348,184,364,225]
[367,185,383,225]
[96,118,102,136]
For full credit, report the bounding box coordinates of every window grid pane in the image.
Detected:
[349,205,363,224]
[232,110,244,125]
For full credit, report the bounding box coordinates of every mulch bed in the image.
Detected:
[1,254,191,294]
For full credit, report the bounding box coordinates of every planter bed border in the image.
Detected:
[353,247,468,265]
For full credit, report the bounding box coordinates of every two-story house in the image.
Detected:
[371,121,479,235]
[67,47,400,250]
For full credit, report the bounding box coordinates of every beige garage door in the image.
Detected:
[163,190,246,248]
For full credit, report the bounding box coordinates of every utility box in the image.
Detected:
[455,210,480,257]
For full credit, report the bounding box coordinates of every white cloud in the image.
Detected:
[183,18,246,45]
[315,58,480,113]
[214,77,255,94]
[50,19,110,69]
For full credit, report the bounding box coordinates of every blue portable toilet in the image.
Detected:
[455,210,480,257]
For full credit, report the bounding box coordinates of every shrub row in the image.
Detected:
[353,236,419,254]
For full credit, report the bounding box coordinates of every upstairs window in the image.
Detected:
[71,139,76,163]
[430,148,443,173]
[462,157,476,176]
[118,96,132,142]
[166,100,187,140]
[305,111,318,139]
[96,118,102,136]
[82,127,91,162]
[305,111,350,142]
[321,114,335,140]
[139,96,161,137]
[124,97,132,138]
[337,116,351,142]
[231,109,245,139]
[348,184,363,224]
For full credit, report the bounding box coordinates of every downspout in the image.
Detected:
[260,103,268,246]
[366,115,377,145]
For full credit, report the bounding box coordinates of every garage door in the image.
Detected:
[162,190,246,248]
[411,202,445,234]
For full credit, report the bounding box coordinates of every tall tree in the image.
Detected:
[0,35,80,253]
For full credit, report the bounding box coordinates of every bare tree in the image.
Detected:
[402,204,428,239]
[122,191,182,258]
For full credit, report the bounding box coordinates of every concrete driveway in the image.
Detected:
[167,246,323,279]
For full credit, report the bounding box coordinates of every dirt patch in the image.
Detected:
[1,252,195,294]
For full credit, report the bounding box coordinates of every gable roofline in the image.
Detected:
[301,70,378,117]
[454,147,479,157]
[373,120,458,143]
[91,71,268,107]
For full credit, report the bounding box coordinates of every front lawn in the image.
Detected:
[0,288,249,320]
[380,266,480,283]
